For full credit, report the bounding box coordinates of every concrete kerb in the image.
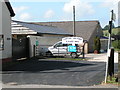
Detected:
[2,83,118,88]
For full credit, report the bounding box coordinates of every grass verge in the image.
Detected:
[47,57,85,61]
[103,76,120,86]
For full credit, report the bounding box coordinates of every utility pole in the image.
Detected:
[105,10,115,83]
[73,6,76,36]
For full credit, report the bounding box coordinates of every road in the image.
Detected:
[2,57,118,87]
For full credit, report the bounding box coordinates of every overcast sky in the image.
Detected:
[10,0,119,28]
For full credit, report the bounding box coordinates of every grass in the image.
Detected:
[106,76,120,85]
[47,57,85,61]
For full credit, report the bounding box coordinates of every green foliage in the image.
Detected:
[103,28,120,36]
[103,25,109,30]
[106,76,118,85]
[103,24,115,30]
[93,36,101,53]
[112,40,120,50]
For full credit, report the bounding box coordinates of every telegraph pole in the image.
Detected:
[73,6,76,36]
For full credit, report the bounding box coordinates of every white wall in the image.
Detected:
[0,1,12,60]
[28,35,66,57]
[0,2,2,59]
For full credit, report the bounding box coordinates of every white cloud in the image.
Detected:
[12,6,32,21]
[101,0,119,26]
[63,0,95,17]
[19,13,31,21]
[13,6,29,14]
[44,9,55,18]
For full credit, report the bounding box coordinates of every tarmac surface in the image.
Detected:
[1,53,119,88]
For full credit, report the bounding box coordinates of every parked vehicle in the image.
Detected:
[47,37,84,58]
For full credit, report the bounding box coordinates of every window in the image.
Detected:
[0,35,4,50]
[54,42,63,48]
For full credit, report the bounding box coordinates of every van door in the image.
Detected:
[52,42,67,56]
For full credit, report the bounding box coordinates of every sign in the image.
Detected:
[113,13,116,21]
[62,37,83,45]
[68,45,76,52]
[36,41,39,46]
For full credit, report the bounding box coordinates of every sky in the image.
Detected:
[9,0,119,28]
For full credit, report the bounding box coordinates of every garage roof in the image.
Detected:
[12,20,72,35]
[34,21,102,41]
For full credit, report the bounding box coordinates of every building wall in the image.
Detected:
[88,24,103,53]
[0,2,2,60]
[28,34,70,57]
[0,2,12,61]
[100,39,108,52]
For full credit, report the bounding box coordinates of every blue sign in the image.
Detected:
[68,45,76,52]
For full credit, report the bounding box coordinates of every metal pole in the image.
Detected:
[73,6,76,36]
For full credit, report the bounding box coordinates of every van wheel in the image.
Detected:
[70,53,78,58]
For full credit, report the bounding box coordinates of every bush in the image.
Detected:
[93,36,101,53]
[112,40,120,50]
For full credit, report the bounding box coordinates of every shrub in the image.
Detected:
[93,36,101,53]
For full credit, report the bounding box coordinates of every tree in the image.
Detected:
[103,24,115,30]
[103,25,109,30]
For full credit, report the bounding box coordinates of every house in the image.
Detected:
[0,0,15,63]
[34,21,103,52]
[12,20,72,58]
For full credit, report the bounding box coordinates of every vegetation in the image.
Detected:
[93,36,101,53]
[106,76,120,85]
[103,24,115,30]
[102,27,120,51]
[112,40,120,50]
[48,57,84,61]
[103,28,120,37]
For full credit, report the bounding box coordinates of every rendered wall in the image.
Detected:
[0,1,12,60]
[28,35,66,57]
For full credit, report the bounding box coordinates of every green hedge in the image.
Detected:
[112,40,120,50]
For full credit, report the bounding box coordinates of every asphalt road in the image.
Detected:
[2,58,118,86]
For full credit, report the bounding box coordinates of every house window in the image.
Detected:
[0,35,4,50]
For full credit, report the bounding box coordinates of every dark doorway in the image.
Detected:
[12,37,29,60]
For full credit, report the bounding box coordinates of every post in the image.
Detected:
[73,6,76,36]
[105,10,115,83]
[82,43,85,59]
[108,48,114,80]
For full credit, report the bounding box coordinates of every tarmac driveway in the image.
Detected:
[2,53,118,86]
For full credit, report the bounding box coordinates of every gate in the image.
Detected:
[12,37,29,60]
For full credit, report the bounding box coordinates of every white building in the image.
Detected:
[0,0,15,62]
[12,21,72,58]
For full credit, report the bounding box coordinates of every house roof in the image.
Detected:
[33,21,102,41]
[4,0,15,17]
[12,20,72,35]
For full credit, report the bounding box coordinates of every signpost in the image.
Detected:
[105,10,116,83]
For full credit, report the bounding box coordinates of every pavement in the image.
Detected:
[1,53,119,88]
[85,52,118,63]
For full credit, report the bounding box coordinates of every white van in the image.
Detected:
[47,37,84,58]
